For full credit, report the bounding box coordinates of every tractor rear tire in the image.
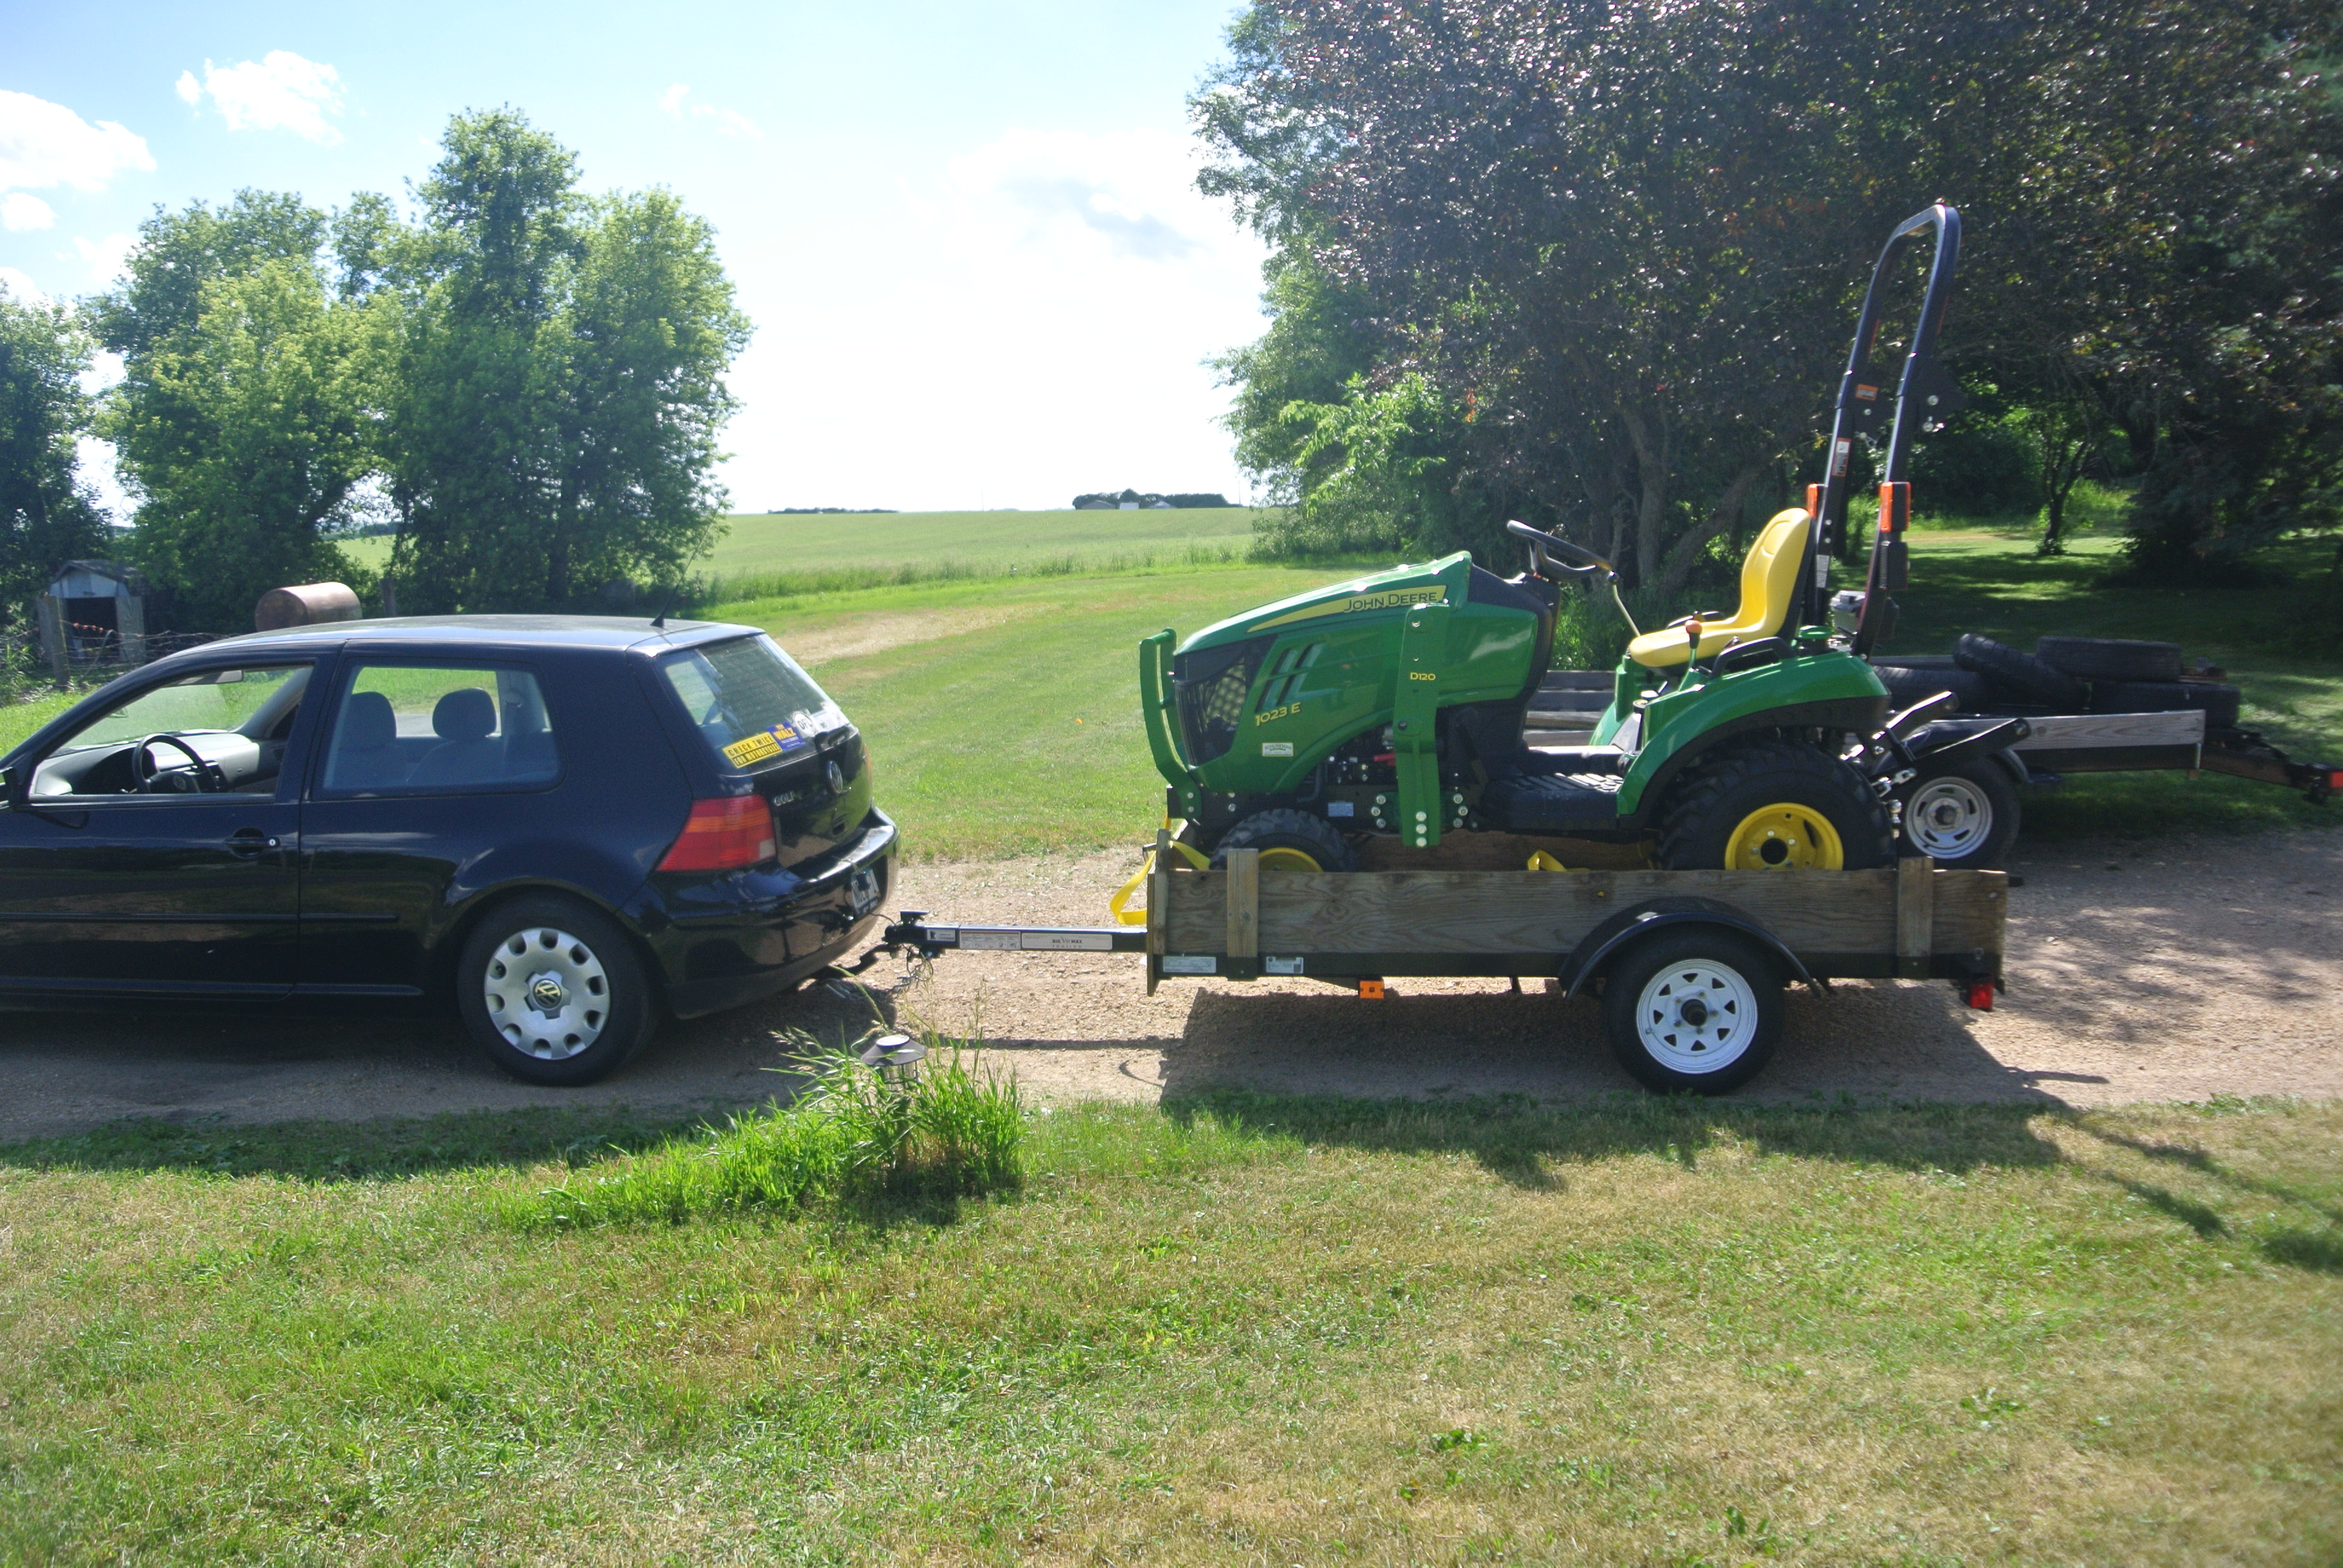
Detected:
[1209,809,1357,873]
[1953,633,2088,711]
[2034,636,2183,683]
[1656,740,1895,872]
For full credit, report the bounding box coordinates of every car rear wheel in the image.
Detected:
[459,895,659,1086]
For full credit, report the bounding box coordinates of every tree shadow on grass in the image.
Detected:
[1156,1088,2068,1189]
[0,1104,733,1182]
[1156,1089,2343,1277]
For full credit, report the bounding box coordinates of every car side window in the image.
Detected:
[318,664,560,795]
[30,664,313,799]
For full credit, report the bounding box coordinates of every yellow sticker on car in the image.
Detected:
[723,730,782,767]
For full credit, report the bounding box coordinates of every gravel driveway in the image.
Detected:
[2,828,2336,1143]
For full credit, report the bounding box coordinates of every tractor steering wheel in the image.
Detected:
[1504,520,1616,581]
[133,733,222,794]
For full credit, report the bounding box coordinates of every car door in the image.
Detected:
[296,656,568,996]
[0,659,322,999]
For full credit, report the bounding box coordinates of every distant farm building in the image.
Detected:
[38,560,149,673]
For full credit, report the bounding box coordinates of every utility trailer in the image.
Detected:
[883,848,2007,1095]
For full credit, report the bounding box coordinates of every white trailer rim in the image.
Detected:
[1907,774,1992,860]
[1634,959,1760,1073]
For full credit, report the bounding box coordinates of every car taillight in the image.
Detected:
[658,797,775,872]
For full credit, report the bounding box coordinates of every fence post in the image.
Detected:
[34,594,67,685]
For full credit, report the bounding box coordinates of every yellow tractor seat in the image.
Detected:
[1625,508,1813,670]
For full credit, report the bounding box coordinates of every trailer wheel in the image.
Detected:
[1209,808,1357,872]
[1899,758,2021,869]
[1599,928,1784,1094]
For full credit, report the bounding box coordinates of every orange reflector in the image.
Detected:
[1965,978,1995,1011]
[1357,980,1386,999]
[1805,483,1822,519]
[1878,481,1910,534]
[658,796,775,872]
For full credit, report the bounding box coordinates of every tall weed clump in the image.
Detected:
[519,1031,1022,1226]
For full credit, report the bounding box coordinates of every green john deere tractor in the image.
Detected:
[1139,203,2024,873]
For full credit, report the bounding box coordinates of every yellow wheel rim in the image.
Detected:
[1256,847,1324,873]
[1723,803,1843,869]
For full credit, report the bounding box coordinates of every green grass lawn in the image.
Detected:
[2,1092,2336,1563]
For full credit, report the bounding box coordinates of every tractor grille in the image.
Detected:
[1172,636,1270,766]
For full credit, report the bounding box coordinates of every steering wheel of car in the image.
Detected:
[133,733,221,794]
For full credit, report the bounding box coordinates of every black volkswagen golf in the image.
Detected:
[0,616,897,1085]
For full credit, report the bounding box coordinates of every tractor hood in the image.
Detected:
[1176,552,1476,655]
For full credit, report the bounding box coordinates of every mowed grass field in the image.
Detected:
[8,520,2342,855]
[3,1094,2340,1564]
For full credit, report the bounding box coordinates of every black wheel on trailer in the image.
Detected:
[2034,636,2183,683]
[1209,808,1357,872]
[2088,679,2241,730]
[1873,663,1994,714]
[1953,634,2088,711]
[1898,757,2021,870]
[1655,739,1896,871]
[1598,927,1785,1095]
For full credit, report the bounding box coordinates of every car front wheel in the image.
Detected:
[459,895,659,1085]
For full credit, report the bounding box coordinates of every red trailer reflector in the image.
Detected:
[2328,769,2343,791]
[1965,978,1994,1011]
[658,796,775,872]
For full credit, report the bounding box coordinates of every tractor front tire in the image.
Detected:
[1209,809,1357,873]
[1655,740,1895,872]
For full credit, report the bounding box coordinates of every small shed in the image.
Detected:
[38,560,149,674]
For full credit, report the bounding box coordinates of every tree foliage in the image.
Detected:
[81,111,750,632]
[386,111,750,613]
[0,286,106,637]
[1199,0,2343,586]
[101,245,390,631]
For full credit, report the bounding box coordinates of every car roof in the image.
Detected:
[162,615,760,664]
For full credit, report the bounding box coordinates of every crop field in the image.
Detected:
[338,507,1270,599]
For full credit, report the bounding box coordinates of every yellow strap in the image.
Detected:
[1110,840,1211,924]
[1526,850,1572,872]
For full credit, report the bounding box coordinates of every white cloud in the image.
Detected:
[0,90,154,195]
[0,266,47,304]
[1,191,55,230]
[179,51,345,145]
[72,232,136,287]
[657,83,764,140]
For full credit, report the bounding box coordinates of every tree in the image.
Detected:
[87,191,328,362]
[1199,0,2343,587]
[102,258,390,630]
[0,285,107,638]
[386,111,749,612]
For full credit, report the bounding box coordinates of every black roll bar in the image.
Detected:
[1794,202,1964,655]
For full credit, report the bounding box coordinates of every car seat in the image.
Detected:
[1625,508,1811,669]
[328,690,410,789]
[406,688,502,787]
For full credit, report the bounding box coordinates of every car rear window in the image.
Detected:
[660,635,846,771]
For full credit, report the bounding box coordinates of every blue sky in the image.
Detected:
[0,1,1270,513]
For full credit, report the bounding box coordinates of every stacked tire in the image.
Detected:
[1872,633,2240,731]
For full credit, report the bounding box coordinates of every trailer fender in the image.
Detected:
[1559,897,1814,1001]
